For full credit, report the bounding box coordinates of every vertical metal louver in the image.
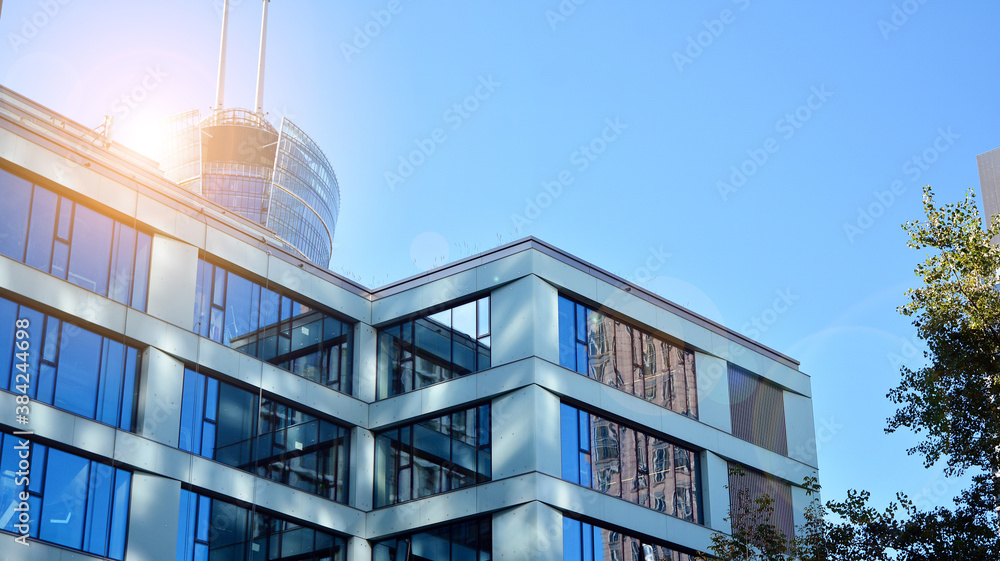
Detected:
[728,363,788,455]
[727,463,795,540]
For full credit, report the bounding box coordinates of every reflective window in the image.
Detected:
[374,404,491,507]
[728,363,787,455]
[728,463,795,541]
[0,168,152,311]
[563,516,695,561]
[561,404,701,524]
[0,433,130,559]
[373,517,491,561]
[176,490,346,561]
[0,297,137,430]
[559,296,698,419]
[179,369,350,502]
[194,259,354,395]
[377,297,490,399]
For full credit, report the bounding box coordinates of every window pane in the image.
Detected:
[39,449,89,549]
[54,327,103,418]
[25,185,56,272]
[558,296,576,370]
[68,204,114,294]
[0,171,32,261]
[560,404,580,484]
[131,231,152,311]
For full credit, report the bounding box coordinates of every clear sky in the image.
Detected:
[2,1,998,513]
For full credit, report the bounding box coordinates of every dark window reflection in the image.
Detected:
[560,404,701,524]
[377,298,490,399]
[563,517,696,561]
[374,404,491,507]
[0,297,137,430]
[372,517,491,561]
[0,433,131,560]
[558,296,698,419]
[176,490,346,561]
[193,259,353,395]
[0,169,152,311]
[179,369,350,502]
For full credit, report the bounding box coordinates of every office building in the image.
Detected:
[0,85,818,560]
[977,147,1000,244]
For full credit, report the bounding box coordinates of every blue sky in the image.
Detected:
[3,1,998,513]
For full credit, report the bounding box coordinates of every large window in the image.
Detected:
[563,516,695,561]
[728,363,787,455]
[0,297,137,430]
[194,259,353,395]
[179,369,350,502]
[374,404,491,507]
[558,296,698,419]
[560,404,701,524]
[373,517,491,561]
[376,297,490,399]
[0,168,152,311]
[177,490,346,561]
[0,433,131,559]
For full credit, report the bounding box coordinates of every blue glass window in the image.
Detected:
[0,297,137,430]
[193,259,353,395]
[373,517,491,561]
[562,516,695,561]
[0,169,152,311]
[0,433,131,560]
[557,295,698,419]
[374,404,491,507]
[179,369,350,502]
[560,404,702,524]
[376,297,491,399]
[177,490,346,561]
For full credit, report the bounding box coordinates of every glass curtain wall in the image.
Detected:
[558,296,697,419]
[194,259,353,395]
[179,369,350,502]
[377,298,490,399]
[0,433,131,560]
[0,168,152,311]
[372,517,491,561]
[374,404,491,507]
[177,490,347,561]
[563,516,695,561]
[561,404,701,524]
[0,297,137,430]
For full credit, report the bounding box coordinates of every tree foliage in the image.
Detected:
[889,185,1000,510]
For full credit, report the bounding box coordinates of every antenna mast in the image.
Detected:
[215,0,230,111]
[255,0,269,115]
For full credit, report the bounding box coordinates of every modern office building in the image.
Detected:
[0,84,819,561]
[977,147,1000,244]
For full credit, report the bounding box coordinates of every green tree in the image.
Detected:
[889,185,1000,518]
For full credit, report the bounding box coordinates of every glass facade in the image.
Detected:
[563,517,694,561]
[0,168,152,311]
[377,298,491,399]
[160,109,202,189]
[558,296,697,419]
[194,259,353,395]
[560,404,701,524]
[374,404,491,507]
[177,490,346,561]
[179,369,350,502]
[728,363,787,455]
[372,517,491,561]
[0,433,131,559]
[0,296,137,430]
